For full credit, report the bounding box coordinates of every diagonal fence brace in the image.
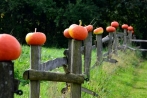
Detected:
[81,87,98,97]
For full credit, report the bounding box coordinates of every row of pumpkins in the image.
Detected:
[0,21,133,61]
[63,20,133,40]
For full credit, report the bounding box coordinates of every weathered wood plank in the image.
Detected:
[102,35,110,43]
[0,61,14,98]
[123,29,127,46]
[30,46,41,98]
[23,70,84,84]
[138,49,147,51]
[96,34,103,65]
[117,32,124,37]
[131,39,147,42]
[40,57,67,71]
[107,33,113,59]
[102,33,122,43]
[81,87,98,97]
[84,33,92,79]
[70,39,82,98]
[112,31,118,54]
[128,31,132,45]
[127,46,147,51]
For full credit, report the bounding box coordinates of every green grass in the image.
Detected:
[14,46,147,98]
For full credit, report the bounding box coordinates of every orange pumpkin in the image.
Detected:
[85,25,93,32]
[63,28,72,38]
[111,21,119,28]
[122,24,128,29]
[0,34,21,61]
[69,24,88,40]
[128,26,133,31]
[25,32,46,45]
[106,26,116,33]
[93,27,104,34]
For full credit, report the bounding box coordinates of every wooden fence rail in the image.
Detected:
[131,39,147,42]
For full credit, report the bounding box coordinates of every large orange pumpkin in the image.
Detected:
[106,26,116,33]
[111,21,119,28]
[25,32,46,45]
[69,24,88,40]
[0,34,21,61]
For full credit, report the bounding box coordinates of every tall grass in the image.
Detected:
[14,46,147,98]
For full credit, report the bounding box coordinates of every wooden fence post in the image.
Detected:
[123,29,127,46]
[70,39,82,98]
[0,61,14,98]
[107,33,113,59]
[96,34,103,65]
[84,32,92,79]
[113,31,118,54]
[128,31,132,45]
[30,46,41,98]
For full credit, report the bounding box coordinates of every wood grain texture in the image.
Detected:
[0,61,14,98]
[102,35,110,43]
[131,39,147,42]
[128,31,132,45]
[123,29,127,45]
[30,46,41,98]
[70,39,82,98]
[113,31,118,54]
[127,46,147,51]
[107,33,113,59]
[96,34,103,65]
[40,57,67,71]
[84,33,92,79]
[23,69,84,84]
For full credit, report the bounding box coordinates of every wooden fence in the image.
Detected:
[1,29,147,98]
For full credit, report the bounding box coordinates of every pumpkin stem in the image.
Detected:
[79,20,82,26]
[35,28,37,33]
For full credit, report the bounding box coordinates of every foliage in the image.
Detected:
[0,0,147,47]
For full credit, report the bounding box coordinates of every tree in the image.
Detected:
[1,0,147,49]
